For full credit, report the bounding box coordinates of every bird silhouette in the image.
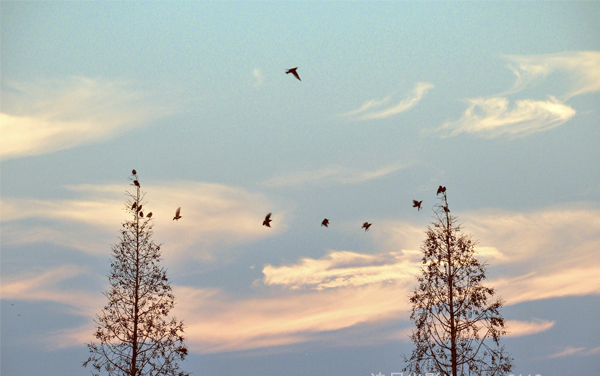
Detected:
[286,67,301,81]
[137,204,142,212]
[436,186,444,195]
[263,213,272,227]
[413,200,423,211]
[132,202,137,210]
[132,169,137,175]
[362,222,372,231]
[321,218,329,227]
[443,205,450,213]
[139,212,144,218]
[134,180,140,187]
[173,207,182,221]
[146,212,152,218]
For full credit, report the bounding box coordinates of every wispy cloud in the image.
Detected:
[547,346,600,358]
[505,319,554,337]
[437,96,576,138]
[0,76,175,161]
[339,82,434,120]
[252,68,265,87]
[262,250,420,290]
[503,51,600,99]
[262,161,412,188]
[435,51,600,138]
[1,181,282,260]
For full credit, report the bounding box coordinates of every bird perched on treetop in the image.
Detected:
[362,222,372,232]
[132,169,137,175]
[321,218,329,227]
[413,200,423,211]
[437,185,446,195]
[286,67,301,81]
[134,180,140,187]
[173,207,182,221]
[263,213,272,227]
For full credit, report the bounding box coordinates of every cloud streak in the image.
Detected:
[435,51,600,138]
[1,181,282,260]
[339,82,434,120]
[503,51,600,99]
[262,161,412,188]
[437,96,576,138]
[0,77,175,161]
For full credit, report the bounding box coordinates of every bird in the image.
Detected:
[146,212,152,218]
[132,202,137,210]
[413,200,423,211]
[321,218,329,227]
[436,186,444,195]
[286,67,301,81]
[443,205,450,213]
[132,169,137,175]
[173,207,182,221]
[137,204,142,212]
[362,222,372,232]
[139,212,144,218]
[134,180,140,187]
[263,213,272,227]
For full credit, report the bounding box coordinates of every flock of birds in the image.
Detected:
[261,185,446,232]
[131,170,449,231]
[130,68,450,231]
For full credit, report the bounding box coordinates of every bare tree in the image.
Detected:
[403,189,512,376]
[84,171,189,376]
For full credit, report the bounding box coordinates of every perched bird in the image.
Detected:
[286,67,301,81]
[132,169,137,175]
[263,213,272,227]
[146,212,152,218]
[173,207,182,221]
[132,202,137,210]
[321,218,329,227]
[137,204,142,212]
[362,222,372,232]
[443,205,450,213]
[134,180,140,187]
[436,186,444,195]
[413,200,423,211]
[139,212,144,218]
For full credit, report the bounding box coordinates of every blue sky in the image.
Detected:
[1,2,599,375]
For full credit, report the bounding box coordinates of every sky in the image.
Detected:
[1,2,599,375]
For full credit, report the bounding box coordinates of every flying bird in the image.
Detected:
[134,180,140,187]
[132,169,137,175]
[413,200,423,211]
[321,218,329,227]
[146,212,152,218]
[286,67,301,81]
[263,213,272,227]
[173,207,182,221]
[362,222,372,232]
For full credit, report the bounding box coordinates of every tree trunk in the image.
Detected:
[444,195,458,376]
[130,187,141,376]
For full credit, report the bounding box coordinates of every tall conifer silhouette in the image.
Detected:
[84,171,189,376]
[403,189,512,376]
